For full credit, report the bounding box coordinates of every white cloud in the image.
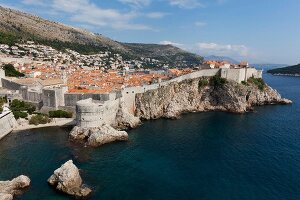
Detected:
[21,0,47,6]
[168,0,204,9]
[160,40,183,47]
[195,42,249,57]
[47,0,153,30]
[118,0,151,7]
[146,12,169,19]
[195,21,206,27]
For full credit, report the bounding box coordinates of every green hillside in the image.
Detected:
[0,6,203,67]
[267,64,300,75]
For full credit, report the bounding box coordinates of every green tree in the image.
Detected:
[2,64,25,77]
[10,99,36,117]
[210,76,227,87]
[247,77,265,91]
[49,110,72,118]
[0,32,20,46]
[29,114,50,125]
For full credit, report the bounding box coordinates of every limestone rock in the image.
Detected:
[115,101,141,129]
[70,124,128,147]
[0,175,30,199]
[0,193,13,200]
[87,124,128,146]
[69,126,90,141]
[48,160,91,197]
[135,77,292,119]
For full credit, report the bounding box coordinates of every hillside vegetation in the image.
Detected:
[267,64,300,75]
[0,6,203,66]
[2,64,25,77]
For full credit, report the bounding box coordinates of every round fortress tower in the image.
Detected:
[76,98,104,128]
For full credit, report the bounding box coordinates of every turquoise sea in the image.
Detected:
[0,73,299,200]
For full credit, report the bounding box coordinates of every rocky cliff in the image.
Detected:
[0,175,30,200]
[48,160,91,197]
[135,77,292,119]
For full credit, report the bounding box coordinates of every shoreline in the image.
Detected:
[13,118,76,132]
[268,73,300,77]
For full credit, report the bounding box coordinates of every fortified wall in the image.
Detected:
[0,110,17,139]
[76,98,120,128]
[0,69,4,87]
[221,68,262,83]
[0,68,262,116]
[76,68,263,128]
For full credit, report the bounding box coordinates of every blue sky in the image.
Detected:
[1,0,300,64]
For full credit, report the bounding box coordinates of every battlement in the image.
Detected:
[75,67,263,128]
[1,68,263,115]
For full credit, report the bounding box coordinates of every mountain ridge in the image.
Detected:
[0,6,203,67]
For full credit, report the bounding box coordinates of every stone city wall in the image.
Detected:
[76,98,120,128]
[121,68,221,114]
[0,111,17,140]
[42,86,68,109]
[221,68,263,83]
[1,78,22,90]
[64,92,117,107]
[1,68,262,114]
[0,69,5,87]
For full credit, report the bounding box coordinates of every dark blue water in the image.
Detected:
[0,74,299,200]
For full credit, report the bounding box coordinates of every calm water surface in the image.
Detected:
[0,74,299,200]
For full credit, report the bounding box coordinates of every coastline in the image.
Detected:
[268,73,300,77]
[0,74,298,200]
[13,118,76,132]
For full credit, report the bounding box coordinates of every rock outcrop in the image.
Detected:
[0,175,30,200]
[135,77,292,119]
[115,101,141,129]
[48,160,91,197]
[70,124,128,147]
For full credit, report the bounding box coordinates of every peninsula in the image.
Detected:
[0,6,292,146]
[69,66,291,147]
[0,3,295,200]
[268,63,300,76]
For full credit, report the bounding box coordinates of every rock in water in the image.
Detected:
[87,124,128,147]
[0,175,30,200]
[70,124,128,147]
[47,160,92,197]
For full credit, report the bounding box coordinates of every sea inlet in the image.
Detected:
[0,73,299,200]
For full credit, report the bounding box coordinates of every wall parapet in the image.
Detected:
[0,111,17,140]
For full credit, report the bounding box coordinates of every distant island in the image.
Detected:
[267,63,300,76]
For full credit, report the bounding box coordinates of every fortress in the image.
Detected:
[0,67,263,129]
[75,68,262,128]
